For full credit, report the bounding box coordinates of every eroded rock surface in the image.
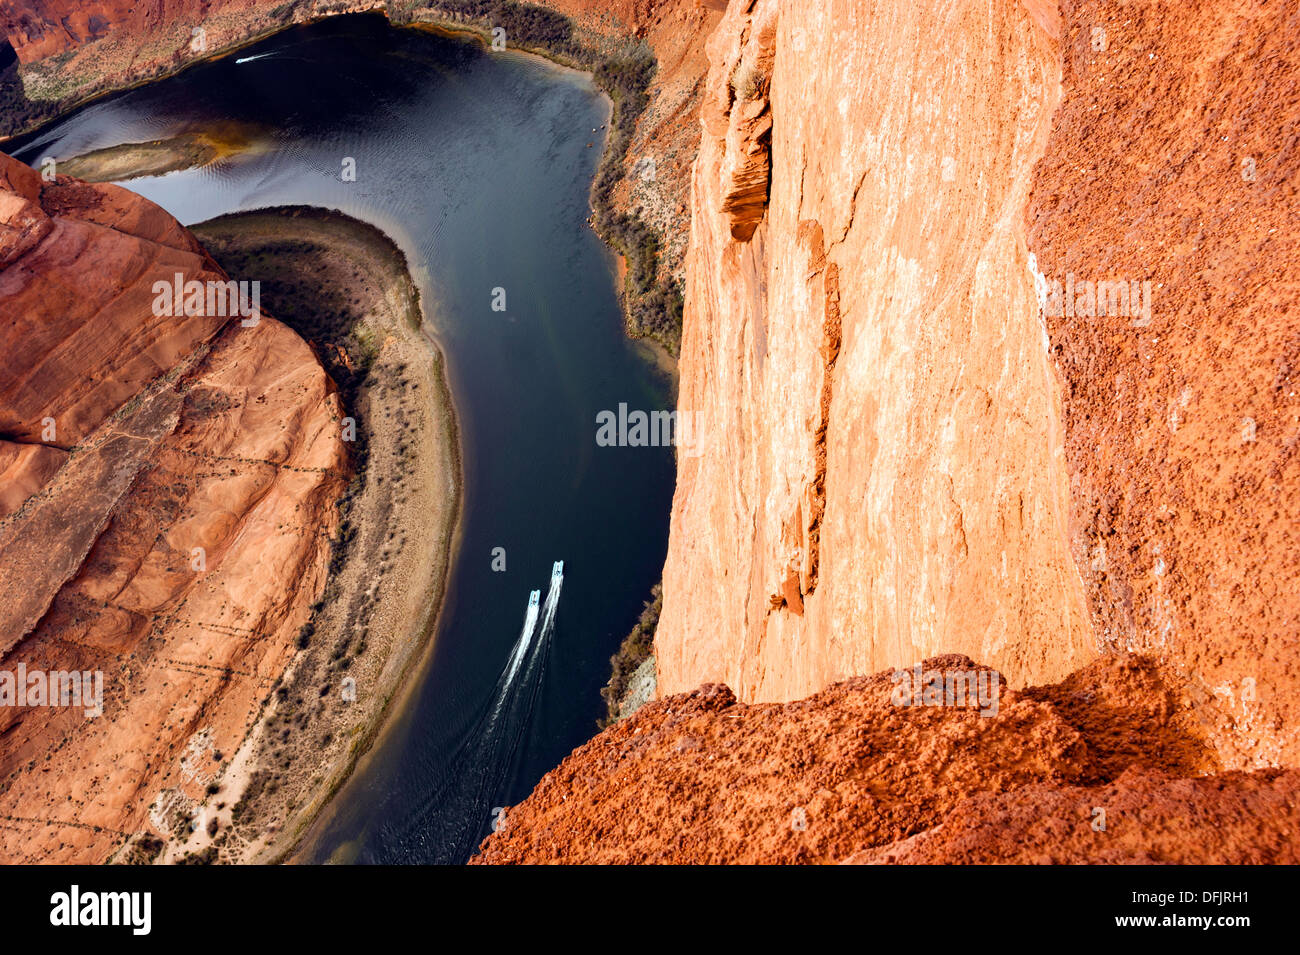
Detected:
[0,152,346,862]
[480,0,1300,864]
[474,654,1298,864]
[1025,0,1300,770]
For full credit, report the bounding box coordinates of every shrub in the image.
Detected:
[599,582,662,727]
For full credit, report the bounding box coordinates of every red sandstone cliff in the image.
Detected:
[656,0,1298,764]
[0,152,346,862]
[657,0,1093,702]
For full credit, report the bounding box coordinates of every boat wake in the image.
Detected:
[501,589,540,689]
[374,561,564,862]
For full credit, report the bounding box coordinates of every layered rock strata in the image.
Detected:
[0,152,346,862]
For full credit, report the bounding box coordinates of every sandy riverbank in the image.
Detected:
[153,206,462,864]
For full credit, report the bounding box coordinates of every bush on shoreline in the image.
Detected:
[599,582,662,728]
[0,59,65,137]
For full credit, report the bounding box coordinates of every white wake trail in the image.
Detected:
[501,590,540,688]
[537,562,564,642]
[388,569,561,861]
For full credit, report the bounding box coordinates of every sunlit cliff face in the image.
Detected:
[656,0,1095,703]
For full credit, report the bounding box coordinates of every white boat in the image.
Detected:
[527,589,540,608]
[551,560,564,580]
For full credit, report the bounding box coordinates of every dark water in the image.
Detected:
[9,14,675,863]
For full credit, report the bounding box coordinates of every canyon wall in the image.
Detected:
[657,0,1095,702]
[657,0,1298,771]
[0,153,346,862]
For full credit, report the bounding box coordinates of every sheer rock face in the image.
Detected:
[651,0,1298,779]
[657,0,1095,704]
[660,0,1299,771]
[0,152,347,862]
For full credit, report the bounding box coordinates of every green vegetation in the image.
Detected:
[269,2,301,20]
[0,55,60,136]
[121,833,165,865]
[590,55,684,350]
[230,770,268,824]
[599,582,661,728]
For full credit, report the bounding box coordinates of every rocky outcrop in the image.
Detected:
[713,2,772,241]
[843,766,1300,865]
[0,171,230,449]
[0,152,347,862]
[473,654,1297,864]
